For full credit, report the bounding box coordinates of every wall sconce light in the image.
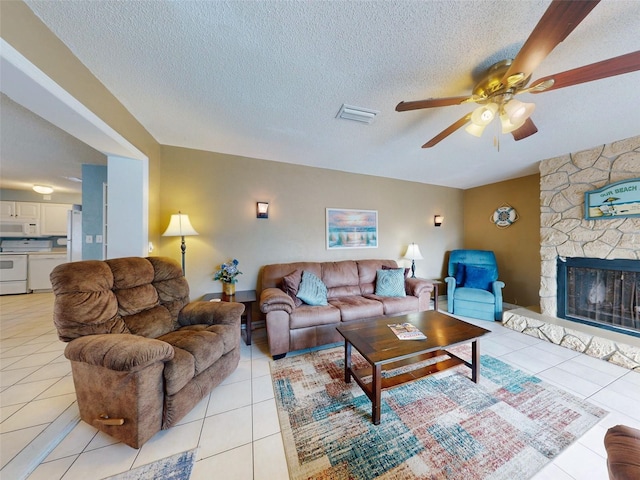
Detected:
[162,211,199,274]
[434,215,444,227]
[257,202,269,219]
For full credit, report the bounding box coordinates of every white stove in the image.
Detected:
[0,240,53,294]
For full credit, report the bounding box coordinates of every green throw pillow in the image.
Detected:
[375,268,406,297]
[296,271,328,306]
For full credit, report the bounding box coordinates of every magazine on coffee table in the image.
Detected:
[387,323,427,340]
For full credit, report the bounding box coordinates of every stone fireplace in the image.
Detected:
[557,257,639,337]
[503,135,640,371]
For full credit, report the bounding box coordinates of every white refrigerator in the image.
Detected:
[67,210,83,262]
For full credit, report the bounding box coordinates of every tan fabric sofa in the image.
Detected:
[259,259,434,358]
[50,256,244,448]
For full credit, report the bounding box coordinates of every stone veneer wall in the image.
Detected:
[539,134,640,317]
[503,135,640,372]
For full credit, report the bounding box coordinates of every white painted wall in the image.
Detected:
[106,155,148,258]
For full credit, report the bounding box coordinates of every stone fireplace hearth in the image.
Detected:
[503,135,640,372]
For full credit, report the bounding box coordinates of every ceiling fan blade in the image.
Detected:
[501,0,600,87]
[511,118,538,141]
[422,113,472,148]
[396,95,476,112]
[528,50,640,93]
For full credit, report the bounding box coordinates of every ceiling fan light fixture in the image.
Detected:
[465,122,487,137]
[470,103,498,126]
[500,112,526,134]
[504,99,535,124]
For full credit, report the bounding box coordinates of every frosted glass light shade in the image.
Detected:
[465,122,487,137]
[162,213,199,237]
[470,103,498,126]
[503,99,535,124]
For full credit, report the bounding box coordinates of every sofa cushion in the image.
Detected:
[454,287,496,304]
[297,271,328,306]
[328,296,384,321]
[322,261,360,299]
[157,330,224,375]
[364,294,418,315]
[281,269,303,307]
[162,346,195,396]
[290,304,340,329]
[375,268,406,297]
[123,305,174,338]
[180,323,239,355]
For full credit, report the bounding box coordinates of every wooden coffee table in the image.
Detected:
[336,310,491,424]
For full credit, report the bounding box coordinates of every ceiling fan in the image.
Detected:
[396,0,640,148]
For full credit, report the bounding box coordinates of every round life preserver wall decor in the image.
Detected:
[490,204,518,228]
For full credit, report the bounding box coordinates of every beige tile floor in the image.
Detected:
[1,292,639,479]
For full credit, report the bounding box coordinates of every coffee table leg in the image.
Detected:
[472,340,480,383]
[344,341,352,383]
[372,363,381,425]
[245,304,252,346]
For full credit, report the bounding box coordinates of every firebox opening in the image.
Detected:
[557,257,640,338]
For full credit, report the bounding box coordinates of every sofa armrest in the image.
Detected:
[178,301,244,327]
[405,278,433,297]
[260,287,294,314]
[64,334,174,372]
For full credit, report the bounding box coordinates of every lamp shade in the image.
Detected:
[162,213,199,237]
[503,99,535,124]
[470,103,498,126]
[465,122,487,137]
[403,243,423,260]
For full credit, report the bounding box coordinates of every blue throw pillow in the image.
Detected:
[464,265,494,290]
[375,269,406,297]
[296,271,328,306]
[454,263,466,286]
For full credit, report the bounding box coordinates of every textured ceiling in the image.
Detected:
[5,0,640,190]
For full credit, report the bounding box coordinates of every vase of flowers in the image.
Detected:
[214,259,242,296]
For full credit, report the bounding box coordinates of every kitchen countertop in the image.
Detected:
[0,250,67,255]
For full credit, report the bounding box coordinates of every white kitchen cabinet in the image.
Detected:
[28,253,67,291]
[41,203,72,236]
[0,201,40,220]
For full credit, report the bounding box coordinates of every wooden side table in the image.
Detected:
[427,280,444,311]
[203,290,257,346]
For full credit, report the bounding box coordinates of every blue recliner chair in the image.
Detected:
[445,250,505,321]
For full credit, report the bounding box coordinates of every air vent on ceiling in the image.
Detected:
[336,104,380,124]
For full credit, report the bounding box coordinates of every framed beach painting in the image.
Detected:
[326,208,378,249]
[584,178,640,220]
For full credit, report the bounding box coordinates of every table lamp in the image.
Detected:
[403,243,423,278]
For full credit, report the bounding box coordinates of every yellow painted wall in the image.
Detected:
[463,174,541,307]
[160,146,464,299]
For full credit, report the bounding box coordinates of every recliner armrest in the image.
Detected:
[178,301,244,327]
[64,334,174,372]
[405,278,433,297]
[260,287,294,314]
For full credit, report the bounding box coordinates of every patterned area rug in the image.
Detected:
[103,448,197,480]
[271,346,607,480]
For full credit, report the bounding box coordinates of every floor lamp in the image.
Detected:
[403,243,423,278]
[162,211,199,274]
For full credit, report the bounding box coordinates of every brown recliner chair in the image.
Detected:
[604,424,640,480]
[50,256,244,448]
